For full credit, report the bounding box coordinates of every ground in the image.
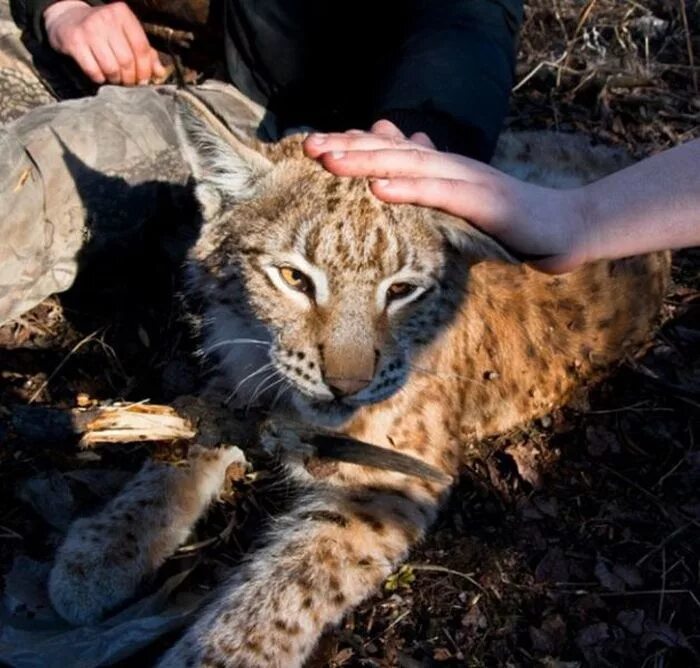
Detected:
[1,1,699,666]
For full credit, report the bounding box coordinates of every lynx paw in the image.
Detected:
[49,445,245,625]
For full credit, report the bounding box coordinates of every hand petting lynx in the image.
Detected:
[49,89,669,668]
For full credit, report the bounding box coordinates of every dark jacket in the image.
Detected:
[12,0,523,161]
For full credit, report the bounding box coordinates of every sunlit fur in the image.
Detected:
[48,94,670,668]
[181,110,507,427]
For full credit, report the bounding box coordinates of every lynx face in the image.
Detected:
[175,94,512,427]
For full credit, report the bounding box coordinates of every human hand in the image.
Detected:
[43,0,166,86]
[304,121,591,273]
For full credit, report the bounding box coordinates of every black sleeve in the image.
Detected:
[376,0,523,161]
[10,0,104,43]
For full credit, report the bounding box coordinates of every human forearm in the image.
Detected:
[579,140,700,263]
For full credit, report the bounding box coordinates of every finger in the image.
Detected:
[108,31,137,85]
[370,119,405,139]
[89,40,122,84]
[68,41,105,83]
[150,50,167,80]
[369,177,495,224]
[120,13,152,84]
[303,132,427,158]
[319,147,488,182]
[410,131,436,149]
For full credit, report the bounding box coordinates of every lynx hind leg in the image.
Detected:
[49,445,245,626]
[159,474,446,668]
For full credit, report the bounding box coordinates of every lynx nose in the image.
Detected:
[326,377,372,398]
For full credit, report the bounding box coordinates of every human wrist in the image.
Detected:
[564,185,598,268]
[44,0,90,23]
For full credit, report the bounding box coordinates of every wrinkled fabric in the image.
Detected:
[0,34,272,325]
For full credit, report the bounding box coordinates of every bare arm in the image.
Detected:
[580,140,700,264]
[304,127,700,273]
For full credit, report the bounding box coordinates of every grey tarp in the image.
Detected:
[0,16,274,324]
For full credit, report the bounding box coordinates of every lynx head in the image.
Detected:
[175,93,514,427]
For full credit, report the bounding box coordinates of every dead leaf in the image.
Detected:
[535,547,569,584]
[433,647,452,661]
[594,559,625,592]
[586,425,618,457]
[505,442,542,488]
[331,647,354,665]
[611,563,643,588]
[530,614,567,654]
[641,619,693,651]
[616,609,645,636]
[533,496,559,518]
[576,622,609,648]
[461,603,487,631]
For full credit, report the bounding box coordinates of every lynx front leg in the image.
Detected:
[159,474,447,668]
[49,445,245,625]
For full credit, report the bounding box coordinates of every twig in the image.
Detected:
[142,23,195,49]
[29,330,101,403]
[658,547,667,619]
[406,562,487,594]
[636,521,694,567]
[0,526,23,540]
[598,463,697,526]
[678,0,698,93]
[362,609,411,649]
[654,456,686,488]
[512,53,569,93]
[557,0,598,87]
[592,589,700,611]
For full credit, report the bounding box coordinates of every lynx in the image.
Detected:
[48,92,670,667]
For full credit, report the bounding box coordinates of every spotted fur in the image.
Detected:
[49,95,670,668]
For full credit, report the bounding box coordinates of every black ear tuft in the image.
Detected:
[174,90,273,217]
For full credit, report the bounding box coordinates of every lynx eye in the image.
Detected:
[279,266,314,295]
[387,282,418,301]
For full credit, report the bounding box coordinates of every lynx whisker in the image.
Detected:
[246,370,285,409]
[270,378,294,408]
[226,362,274,404]
[201,338,271,357]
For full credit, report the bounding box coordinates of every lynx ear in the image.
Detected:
[174,90,273,217]
[434,212,518,264]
